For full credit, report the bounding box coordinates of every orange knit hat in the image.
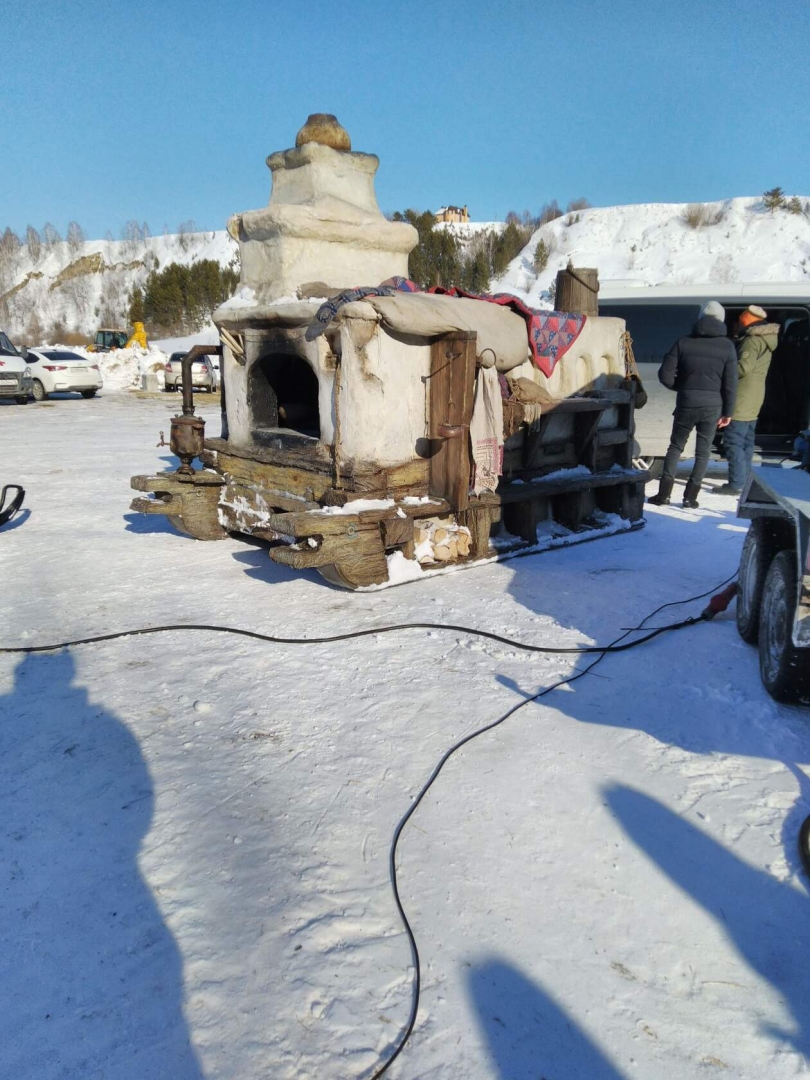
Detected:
[739,304,767,328]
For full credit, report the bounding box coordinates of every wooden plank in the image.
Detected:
[575,411,602,472]
[206,437,332,472]
[352,457,430,496]
[596,428,631,446]
[208,439,429,498]
[553,488,596,530]
[382,517,415,548]
[214,449,332,500]
[541,391,631,414]
[496,468,647,504]
[596,480,645,522]
[615,399,635,469]
[428,332,476,511]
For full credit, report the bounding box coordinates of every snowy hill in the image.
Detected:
[4,197,810,346]
[0,230,238,342]
[493,197,810,304]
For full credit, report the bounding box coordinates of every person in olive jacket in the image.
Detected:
[648,301,737,508]
[715,305,780,495]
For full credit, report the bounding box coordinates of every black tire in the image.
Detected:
[758,550,810,703]
[15,397,29,405]
[80,389,97,398]
[636,456,665,480]
[737,520,787,644]
[799,814,810,880]
[32,379,47,402]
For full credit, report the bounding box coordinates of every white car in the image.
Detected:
[26,348,103,401]
[0,331,34,404]
[163,351,217,392]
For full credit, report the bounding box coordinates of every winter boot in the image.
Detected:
[682,480,701,509]
[647,477,674,506]
[715,482,742,496]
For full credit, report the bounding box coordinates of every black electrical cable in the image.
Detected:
[366,574,736,1078]
[800,814,810,881]
[0,572,738,1077]
[0,572,736,659]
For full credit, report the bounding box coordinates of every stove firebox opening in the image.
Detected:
[250,353,320,439]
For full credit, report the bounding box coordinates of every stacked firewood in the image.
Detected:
[414,519,472,563]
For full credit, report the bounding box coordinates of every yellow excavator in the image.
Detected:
[88,322,148,352]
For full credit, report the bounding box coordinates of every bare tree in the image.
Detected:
[99,278,125,326]
[0,227,22,261]
[67,221,87,256]
[121,220,144,258]
[538,201,563,226]
[177,220,196,252]
[104,230,115,243]
[26,225,42,263]
[42,222,62,251]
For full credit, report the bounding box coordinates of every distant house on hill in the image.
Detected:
[435,205,469,224]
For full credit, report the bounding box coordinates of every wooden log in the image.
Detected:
[428,332,476,510]
[269,529,389,588]
[554,266,599,316]
[130,472,227,540]
[461,498,500,559]
[209,441,429,499]
[382,516,415,549]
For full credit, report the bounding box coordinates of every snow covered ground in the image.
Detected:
[1,393,809,1079]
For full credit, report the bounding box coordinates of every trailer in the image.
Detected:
[736,465,810,701]
[129,115,648,588]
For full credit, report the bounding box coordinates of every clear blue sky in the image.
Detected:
[2,0,807,240]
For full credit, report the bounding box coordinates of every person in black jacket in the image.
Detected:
[648,301,738,508]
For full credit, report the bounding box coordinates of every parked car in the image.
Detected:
[163,351,217,392]
[0,331,34,404]
[599,283,810,475]
[25,348,103,400]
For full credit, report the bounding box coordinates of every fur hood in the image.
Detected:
[742,322,779,349]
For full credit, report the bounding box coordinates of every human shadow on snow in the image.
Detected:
[605,784,810,1059]
[0,651,204,1080]
[467,958,627,1080]
[503,503,810,777]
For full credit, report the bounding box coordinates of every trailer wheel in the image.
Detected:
[634,456,664,480]
[758,550,810,703]
[737,520,784,644]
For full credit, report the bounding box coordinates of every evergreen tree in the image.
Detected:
[128,285,145,324]
[139,259,240,334]
[533,237,552,275]
[763,187,785,212]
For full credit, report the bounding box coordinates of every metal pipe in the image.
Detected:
[180,344,222,416]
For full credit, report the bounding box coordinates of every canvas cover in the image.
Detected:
[335,292,530,371]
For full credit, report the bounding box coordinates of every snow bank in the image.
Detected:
[493,196,810,304]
